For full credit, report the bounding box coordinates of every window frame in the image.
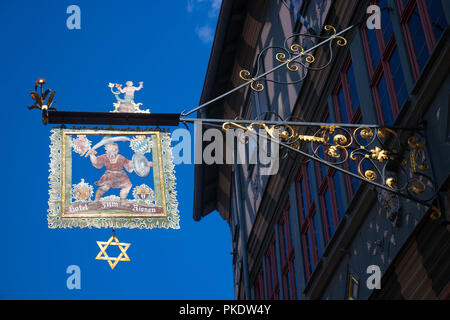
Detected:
[296,162,321,280]
[332,57,363,198]
[265,235,280,300]
[397,0,445,79]
[313,111,340,241]
[278,202,298,299]
[254,265,265,300]
[362,0,412,125]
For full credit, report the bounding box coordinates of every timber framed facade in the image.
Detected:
[194,0,450,300]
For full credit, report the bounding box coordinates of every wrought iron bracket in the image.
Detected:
[215,119,443,221]
[181,22,362,118]
[27,21,444,221]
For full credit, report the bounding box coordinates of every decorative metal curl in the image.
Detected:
[239,70,264,92]
[324,25,348,46]
[240,24,349,92]
[275,53,299,72]
[290,44,315,63]
[429,206,442,220]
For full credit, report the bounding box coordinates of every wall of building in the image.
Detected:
[225,0,450,299]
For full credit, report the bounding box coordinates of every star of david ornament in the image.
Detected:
[95,234,131,270]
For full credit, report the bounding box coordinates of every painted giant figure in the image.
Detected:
[88,142,152,202]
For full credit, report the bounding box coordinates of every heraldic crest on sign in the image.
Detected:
[48,129,179,229]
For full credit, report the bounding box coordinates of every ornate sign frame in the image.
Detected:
[48,128,179,229]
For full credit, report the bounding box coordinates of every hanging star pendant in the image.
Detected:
[95,235,131,270]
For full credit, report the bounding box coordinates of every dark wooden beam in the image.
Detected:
[47,111,180,126]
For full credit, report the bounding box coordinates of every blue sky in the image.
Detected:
[0,0,233,299]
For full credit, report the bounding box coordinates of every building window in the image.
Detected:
[333,57,363,196]
[362,0,408,125]
[315,112,347,243]
[265,236,280,300]
[397,0,448,80]
[296,161,322,280]
[278,202,298,299]
[254,266,265,300]
[348,274,359,300]
[333,59,362,125]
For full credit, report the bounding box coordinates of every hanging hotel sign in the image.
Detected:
[48,128,179,230]
[28,14,444,268]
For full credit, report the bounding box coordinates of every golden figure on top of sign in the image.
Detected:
[108,81,149,113]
